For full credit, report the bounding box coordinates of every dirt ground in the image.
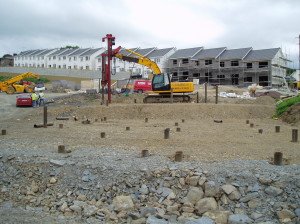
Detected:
[1,85,299,165]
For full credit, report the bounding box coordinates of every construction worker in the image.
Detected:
[31,92,37,107]
[39,91,45,106]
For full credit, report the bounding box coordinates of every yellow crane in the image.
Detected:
[114,49,194,103]
[0,72,40,94]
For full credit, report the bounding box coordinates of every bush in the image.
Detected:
[276,95,300,117]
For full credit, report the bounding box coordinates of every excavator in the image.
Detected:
[114,49,194,103]
[0,72,40,94]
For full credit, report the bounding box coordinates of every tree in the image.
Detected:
[60,46,80,50]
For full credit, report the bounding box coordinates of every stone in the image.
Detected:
[132,218,147,224]
[221,184,237,195]
[49,159,66,166]
[140,184,149,195]
[203,210,230,224]
[240,192,259,203]
[258,177,272,185]
[61,202,68,212]
[250,212,263,220]
[221,194,229,205]
[185,217,216,224]
[185,187,204,205]
[49,177,57,184]
[113,195,134,211]
[265,186,283,196]
[229,190,241,201]
[83,204,98,217]
[157,187,174,198]
[146,215,168,224]
[277,209,296,219]
[204,181,220,197]
[195,197,218,215]
[190,176,200,186]
[199,176,207,186]
[140,207,156,217]
[228,214,253,224]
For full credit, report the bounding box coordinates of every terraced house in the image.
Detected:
[167,47,289,86]
[14,45,289,86]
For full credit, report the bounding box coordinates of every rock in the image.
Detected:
[199,176,207,186]
[203,210,230,224]
[221,184,237,195]
[113,195,134,211]
[239,192,259,203]
[185,217,216,224]
[258,177,272,185]
[220,194,229,205]
[146,215,168,224]
[140,184,149,195]
[190,176,200,186]
[157,187,174,198]
[131,218,147,224]
[265,186,283,196]
[204,181,220,197]
[250,212,263,220]
[195,197,218,215]
[228,214,253,224]
[61,202,68,212]
[49,159,66,166]
[277,209,296,219]
[185,187,204,205]
[140,207,156,217]
[49,177,57,184]
[83,204,98,217]
[229,190,241,201]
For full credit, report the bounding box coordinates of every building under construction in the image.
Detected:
[166,47,290,87]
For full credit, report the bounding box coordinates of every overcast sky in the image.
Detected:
[0,0,299,68]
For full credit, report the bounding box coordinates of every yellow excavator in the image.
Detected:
[0,72,40,94]
[114,49,194,103]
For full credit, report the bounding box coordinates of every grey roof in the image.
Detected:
[29,49,48,56]
[48,49,68,56]
[191,47,226,60]
[37,49,56,56]
[19,50,39,56]
[147,48,175,58]
[219,47,252,60]
[80,48,102,57]
[244,48,280,62]
[68,48,90,56]
[169,47,203,59]
[118,48,139,56]
[58,48,79,56]
[129,47,156,57]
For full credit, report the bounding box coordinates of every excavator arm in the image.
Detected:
[114,49,162,75]
[1,72,40,86]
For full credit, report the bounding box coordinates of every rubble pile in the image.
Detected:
[1,147,299,224]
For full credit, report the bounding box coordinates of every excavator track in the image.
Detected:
[143,95,190,103]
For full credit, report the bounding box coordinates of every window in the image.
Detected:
[69,57,71,62]
[86,66,89,70]
[63,56,66,60]
[231,61,239,66]
[68,66,71,69]
[37,57,40,61]
[85,56,90,61]
[49,57,51,61]
[58,65,61,68]
[97,66,101,71]
[182,59,189,64]
[49,65,51,68]
[244,77,252,82]
[41,64,44,68]
[205,60,212,65]
[98,58,101,62]
[154,58,160,63]
[220,62,225,67]
[259,61,268,68]
[74,56,77,61]
[63,64,66,69]
[173,72,178,77]
[247,63,252,68]
[173,60,177,65]
[58,57,61,61]
[195,61,199,66]
[74,65,77,69]
[217,74,225,79]
[193,73,200,78]
[80,66,83,70]
[81,57,83,62]
[53,56,56,60]
[41,56,44,60]
[53,64,56,68]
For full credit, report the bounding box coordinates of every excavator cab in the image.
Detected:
[152,73,171,92]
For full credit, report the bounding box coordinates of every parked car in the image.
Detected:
[16,93,32,107]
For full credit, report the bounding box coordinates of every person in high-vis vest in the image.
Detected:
[31,92,37,107]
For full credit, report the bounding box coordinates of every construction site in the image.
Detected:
[0,35,300,223]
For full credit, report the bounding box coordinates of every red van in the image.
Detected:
[133,80,152,93]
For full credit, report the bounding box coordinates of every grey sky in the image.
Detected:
[0,0,299,68]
